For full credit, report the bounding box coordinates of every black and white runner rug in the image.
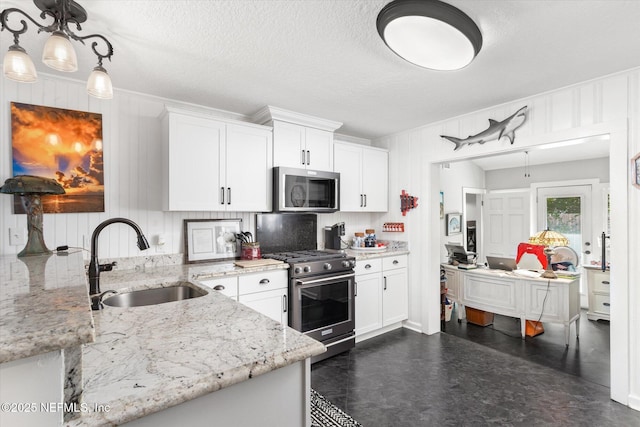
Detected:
[311,389,362,427]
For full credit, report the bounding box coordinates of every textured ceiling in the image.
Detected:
[2,0,640,140]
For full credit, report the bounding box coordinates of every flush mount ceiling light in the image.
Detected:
[1,0,114,99]
[377,0,482,71]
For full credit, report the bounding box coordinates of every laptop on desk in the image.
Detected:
[486,256,518,272]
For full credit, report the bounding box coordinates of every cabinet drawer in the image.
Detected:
[239,270,288,295]
[355,258,382,275]
[382,255,407,270]
[592,271,611,293]
[593,294,611,314]
[198,276,238,299]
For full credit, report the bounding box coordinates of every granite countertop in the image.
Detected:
[346,247,410,261]
[0,251,95,364]
[67,261,324,426]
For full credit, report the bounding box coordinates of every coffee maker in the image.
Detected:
[324,222,345,251]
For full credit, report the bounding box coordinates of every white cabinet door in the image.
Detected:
[355,273,382,336]
[164,113,224,210]
[361,147,388,212]
[225,124,273,212]
[304,127,333,170]
[334,141,388,212]
[273,121,305,168]
[273,121,333,170]
[239,288,288,324]
[382,268,408,326]
[334,142,363,211]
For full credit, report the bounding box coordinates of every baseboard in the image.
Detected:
[402,320,422,333]
[628,393,640,411]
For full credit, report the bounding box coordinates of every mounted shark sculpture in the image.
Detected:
[441,106,528,151]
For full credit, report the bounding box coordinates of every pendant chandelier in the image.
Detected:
[377,0,482,71]
[1,0,114,99]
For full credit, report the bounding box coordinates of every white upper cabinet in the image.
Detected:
[162,108,272,212]
[253,106,342,171]
[334,141,388,212]
[272,121,334,170]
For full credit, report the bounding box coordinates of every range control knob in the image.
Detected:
[351,260,357,268]
[303,265,311,273]
[323,263,332,271]
[294,267,302,274]
[341,260,351,268]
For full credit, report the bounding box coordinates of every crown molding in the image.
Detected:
[252,105,342,132]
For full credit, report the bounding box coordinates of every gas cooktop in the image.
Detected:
[262,250,347,263]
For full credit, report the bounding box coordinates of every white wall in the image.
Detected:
[375,69,639,409]
[0,75,375,259]
[485,157,609,190]
[439,161,485,261]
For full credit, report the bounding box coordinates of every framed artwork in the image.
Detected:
[440,191,444,219]
[184,219,242,263]
[446,213,462,236]
[632,152,640,189]
[11,102,104,213]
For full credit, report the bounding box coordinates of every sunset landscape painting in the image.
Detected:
[11,102,105,213]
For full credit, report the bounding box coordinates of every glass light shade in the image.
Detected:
[86,66,113,99]
[529,229,569,247]
[42,32,78,72]
[383,16,476,70]
[3,46,38,82]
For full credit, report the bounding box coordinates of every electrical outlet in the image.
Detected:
[156,234,166,253]
[9,228,26,246]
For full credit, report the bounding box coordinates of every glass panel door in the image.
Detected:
[537,185,592,296]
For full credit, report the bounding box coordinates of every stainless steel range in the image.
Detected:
[257,214,356,363]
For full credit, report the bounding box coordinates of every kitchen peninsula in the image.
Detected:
[0,251,324,427]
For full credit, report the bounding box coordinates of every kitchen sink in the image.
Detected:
[102,283,208,308]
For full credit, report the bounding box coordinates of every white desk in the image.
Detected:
[441,265,580,346]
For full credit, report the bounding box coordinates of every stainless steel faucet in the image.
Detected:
[88,218,150,310]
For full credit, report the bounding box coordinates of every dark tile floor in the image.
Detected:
[311,311,640,426]
[442,306,611,388]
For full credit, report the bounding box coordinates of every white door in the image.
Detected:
[239,289,288,324]
[304,127,333,170]
[536,185,592,267]
[272,121,305,168]
[536,185,592,298]
[167,114,224,210]
[483,190,530,260]
[361,147,388,212]
[334,142,363,211]
[382,268,408,326]
[354,274,382,336]
[225,124,272,212]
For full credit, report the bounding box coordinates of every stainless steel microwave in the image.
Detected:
[273,167,340,213]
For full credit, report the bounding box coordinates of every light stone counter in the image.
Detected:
[0,251,95,364]
[346,247,410,261]
[66,261,324,426]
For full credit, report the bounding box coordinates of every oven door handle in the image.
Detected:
[295,272,355,286]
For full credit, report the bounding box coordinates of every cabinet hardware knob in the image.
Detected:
[585,250,591,255]
[220,187,225,204]
[365,264,371,269]
[306,150,310,165]
[227,188,231,205]
[602,281,610,285]
[259,278,270,284]
[383,276,387,290]
[301,150,305,165]
[283,295,288,313]
[603,302,610,307]
[393,260,399,265]
[213,285,225,291]
[354,282,358,297]
[364,194,367,207]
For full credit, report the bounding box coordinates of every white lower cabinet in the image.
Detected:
[586,267,610,321]
[355,255,408,341]
[197,270,288,324]
[238,270,288,324]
